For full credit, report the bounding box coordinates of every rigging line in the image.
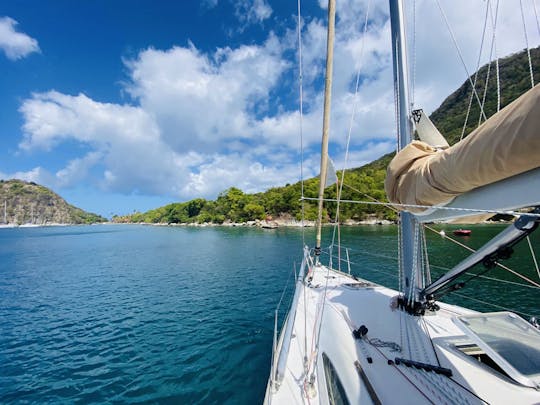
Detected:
[412,0,417,107]
[329,239,395,255]
[341,182,399,212]
[328,253,400,280]
[460,0,491,140]
[422,225,432,285]
[435,0,487,121]
[334,246,398,262]
[413,316,435,365]
[533,0,540,40]
[330,0,372,252]
[300,196,540,218]
[296,0,311,376]
[275,262,297,311]
[478,39,494,127]
[404,312,414,362]
[328,246,399,276]
[420,226,426,288]
[489,0,501,112]
[309,265,334,387]
[394,31,403,150]
[526,235,540,280]
[328,232,540,290]
[421,317,441,367]
[423,224,540,288]
[448,291,536,319]
[335,177,540,292]
[303,260,309,374]
[271,262,297,383]
[434,264,495,300]
[366,337,437,404]
[327,234,537,321]
[520,0,535,88]
[297,0,306,244]
[337,200,341,272]
[399,306,404,359]
[429,262,540,290]
[479,0,501,127]
[398,210,403,293]
[322,247,400,282]
[409,220,420,305]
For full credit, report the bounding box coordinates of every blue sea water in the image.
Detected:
[0,224,538,403]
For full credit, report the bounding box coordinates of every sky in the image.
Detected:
[0,0,539,218]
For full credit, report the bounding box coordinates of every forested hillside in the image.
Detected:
[431,47,540,144]
[114,47,540,225]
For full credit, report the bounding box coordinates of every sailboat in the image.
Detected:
[265,1,540,404]
[19,205,40,227]
[0,199,15,229]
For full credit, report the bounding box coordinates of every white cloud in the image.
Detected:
[334,141,395,170]
[0,17,39,60]
[0,167,53,185]
[56,152,103,188]
[13,1,540,206]
[19,91,160,150]
[182,153,300,198]
[124,35,288,153]
[19,91,199,196]
[235,0,272,26]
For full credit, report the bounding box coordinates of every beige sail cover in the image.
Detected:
[385,84,540,212]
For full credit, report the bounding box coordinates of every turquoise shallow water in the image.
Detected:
[0,224,538,403]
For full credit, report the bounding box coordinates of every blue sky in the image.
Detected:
[1,0,538,218]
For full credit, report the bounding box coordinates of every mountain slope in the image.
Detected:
[431,47,540,144]
[0,180,106,225]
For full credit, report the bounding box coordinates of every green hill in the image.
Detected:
[114,47,540,225]
[431,47,540,144]
[0,179,106,225]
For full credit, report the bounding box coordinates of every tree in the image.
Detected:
[243,203,265,221]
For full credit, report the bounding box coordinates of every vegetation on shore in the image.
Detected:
[113,157,395,225]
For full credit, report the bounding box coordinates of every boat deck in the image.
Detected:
[265,264,540,404]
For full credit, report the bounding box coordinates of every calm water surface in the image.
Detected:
[0,224,538,403]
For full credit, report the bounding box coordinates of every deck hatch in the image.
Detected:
[453,311,540,388]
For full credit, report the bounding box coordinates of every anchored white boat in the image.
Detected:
[0,199,16,228]
[265,1,540,404]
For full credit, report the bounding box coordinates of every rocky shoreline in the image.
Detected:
[0,222,98,228]
[129,218,396,228]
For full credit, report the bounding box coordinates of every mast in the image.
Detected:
[315,0,336,259]
[389,0,424,306]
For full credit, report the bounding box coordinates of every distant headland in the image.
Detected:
[0,179,107,226]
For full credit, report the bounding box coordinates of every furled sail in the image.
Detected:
[385,84,540,212]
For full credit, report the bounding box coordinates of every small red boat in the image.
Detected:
[453,229,472,236]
